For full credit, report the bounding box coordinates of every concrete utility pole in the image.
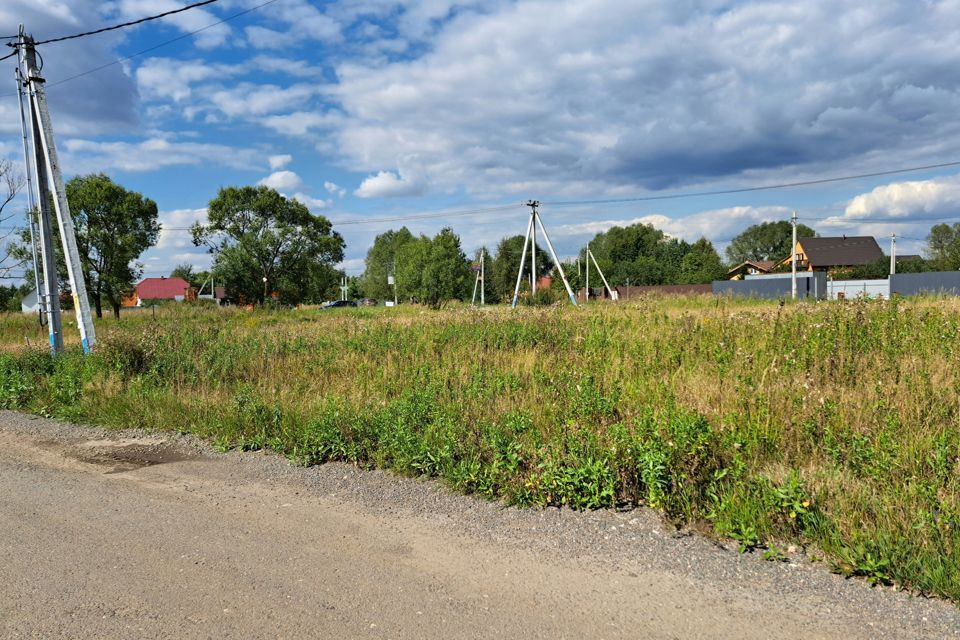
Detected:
[15,65,44,325]
[585,243,589,301]
[890,233,897,275]
[480,250,484,305]
[529,201,537,294]
[791,210,798,301]
[16,28,97,353]
[511,202,577,307]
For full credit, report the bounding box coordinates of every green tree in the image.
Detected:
[361,227,415,299]
[925,223,960,270]
[170,263,201,288]
[491,235,553,302]
[584,223,689,286]
[192,186,344,305]
[65,174,160,319]
[395,234,432,302]
[679,238,726,284]
[422,227,471,307]
[726,221,816,265]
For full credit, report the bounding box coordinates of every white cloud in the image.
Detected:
[553,206,791,244]
[323,0,960,197]
[355,169,425,198]
[112,0,231,48]
[155,207,207,252]
[291,192,334,211]
[61,137,261,172]
[259,170,305,191]
[262,111,341,136]
[324,181,346,197]
[268,154,293,170]
[844,175,960,219]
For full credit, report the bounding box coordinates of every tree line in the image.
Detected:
[8,162,960,314]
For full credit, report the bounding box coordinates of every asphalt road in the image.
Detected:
[1,411,958,639]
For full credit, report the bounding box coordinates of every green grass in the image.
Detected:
[1,296,959,600]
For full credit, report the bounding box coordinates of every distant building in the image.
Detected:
[20,288,39,314]
[776,236,883,272]
[726,260,776,280]
[126,276,195,307]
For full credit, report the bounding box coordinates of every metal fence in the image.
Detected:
[713,271,826,299]
[890,272,960,296]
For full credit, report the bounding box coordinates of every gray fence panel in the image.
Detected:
[890,272,960,296]
[713,272,826,299]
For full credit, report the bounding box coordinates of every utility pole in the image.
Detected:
[585,243,589,301]
[529,201,537,294]
[890,233,897,275]
[16,28,96,353]
[480,250,485,305]
[587,248,616,301]
[15,65,44,325]
[791,210,798,301]
[511,202,577,307]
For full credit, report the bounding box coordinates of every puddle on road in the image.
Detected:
[66,438,200,474]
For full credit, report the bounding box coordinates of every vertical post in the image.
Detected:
[534,210,577,306]
[480,250,485,306]
[527,200,537,294]
[511,214,535,308]
[471,255,480,306]
[15,66,44,324]
[21,37,63,353]
[585,243,590,301]
[23,32,96,351]
[791,210,798,301]
[890,233,896,276]
[588,249,615,302]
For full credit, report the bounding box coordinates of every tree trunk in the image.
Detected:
[94,293,102,318]
[112,301,120,320]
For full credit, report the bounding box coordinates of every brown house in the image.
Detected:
[726,260,776,280]
[776,236,883,272]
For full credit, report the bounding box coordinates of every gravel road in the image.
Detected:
[1,410,957,639]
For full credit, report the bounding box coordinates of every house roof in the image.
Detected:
[726,259,776,276]
[136,277,192,300]
[798,236,883,267]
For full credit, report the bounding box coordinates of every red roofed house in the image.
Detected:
[124,276,196,307]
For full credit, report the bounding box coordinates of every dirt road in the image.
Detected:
[0,412,957,639]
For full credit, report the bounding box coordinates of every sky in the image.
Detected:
[3,0,960,280]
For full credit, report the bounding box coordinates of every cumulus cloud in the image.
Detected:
[324,181,347,197]
[259,170,305,191]
[111,0,231,48]
[268,154,293,170]
[552,206,791,244]
[61,137,261,172]
[844,175,960,219]
[323,0,960,196]
[355,169,425,198]
[291,193,333,211]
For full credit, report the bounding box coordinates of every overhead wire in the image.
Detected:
[541,161,960,206]
[32,0,223,45]
[0,0,283,97]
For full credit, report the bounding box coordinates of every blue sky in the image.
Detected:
[4,0,960,279]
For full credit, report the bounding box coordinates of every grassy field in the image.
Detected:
[1,296,959,600]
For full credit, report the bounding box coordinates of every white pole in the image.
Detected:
[530,206,537,295]
[480,251,485,306]
[585,244,590,301]
[791,210,798,301]
[534,211,578,306]
[890,233,896,275]
[511,214,535,308]
[471,256,480,305]
[588,250,615,301]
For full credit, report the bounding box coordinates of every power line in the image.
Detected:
[31,0,223,45]
[155,203,524,231]
[542,161,960,206]
[803,214,960,223]
[1,0,282,97]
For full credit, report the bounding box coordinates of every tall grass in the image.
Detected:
[0,297,958,599]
